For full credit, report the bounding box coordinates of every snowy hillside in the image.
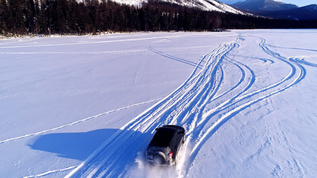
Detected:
[1,30,317,177]
[78,0,246,14]
[154,0,246,14]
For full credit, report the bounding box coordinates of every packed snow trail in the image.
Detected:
[64,33,310,178]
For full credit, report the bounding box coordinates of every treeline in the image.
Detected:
[1,0,316,36]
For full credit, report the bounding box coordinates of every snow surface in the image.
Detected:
[1,30,317,178]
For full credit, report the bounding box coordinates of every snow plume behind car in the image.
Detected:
[131,139,191,178]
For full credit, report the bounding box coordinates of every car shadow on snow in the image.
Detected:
[28,129,138,161]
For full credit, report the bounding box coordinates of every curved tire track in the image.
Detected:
[66,34,308,178]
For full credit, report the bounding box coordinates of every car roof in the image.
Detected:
[162,125,184,131]
[150,127,177,147]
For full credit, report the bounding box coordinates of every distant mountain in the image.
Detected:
[232,0,317,20]
[232,0,298,12]
[258,4,317,20]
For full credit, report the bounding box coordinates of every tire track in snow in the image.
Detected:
[146,46,203,69]
[185,55,255,157]
[266,44,317,53]
[0,98,160,145]
[65,50,210,178]
[66,39,239,178]
[66,34,308,178]
[185,36,307,175]
[289,57,317,68]
[199,38,297,122]
[24,166,76,178]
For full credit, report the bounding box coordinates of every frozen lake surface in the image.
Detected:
[1,30,317,177]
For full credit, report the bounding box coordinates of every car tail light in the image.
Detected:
[169,151,173,158]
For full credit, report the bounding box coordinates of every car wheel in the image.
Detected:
[154,151,166,164]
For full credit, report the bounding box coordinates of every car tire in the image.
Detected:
[154,151,166,164]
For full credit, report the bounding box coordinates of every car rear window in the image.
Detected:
[150,128,175,147]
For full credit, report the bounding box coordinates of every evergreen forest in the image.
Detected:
[0,0,316,36]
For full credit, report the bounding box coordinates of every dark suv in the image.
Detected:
[145,125,186,166]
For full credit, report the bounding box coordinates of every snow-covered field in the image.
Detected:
[1,30,317,178]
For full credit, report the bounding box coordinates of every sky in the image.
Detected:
[218,0,317,7]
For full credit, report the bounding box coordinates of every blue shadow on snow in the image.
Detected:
[28,129,137,161]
